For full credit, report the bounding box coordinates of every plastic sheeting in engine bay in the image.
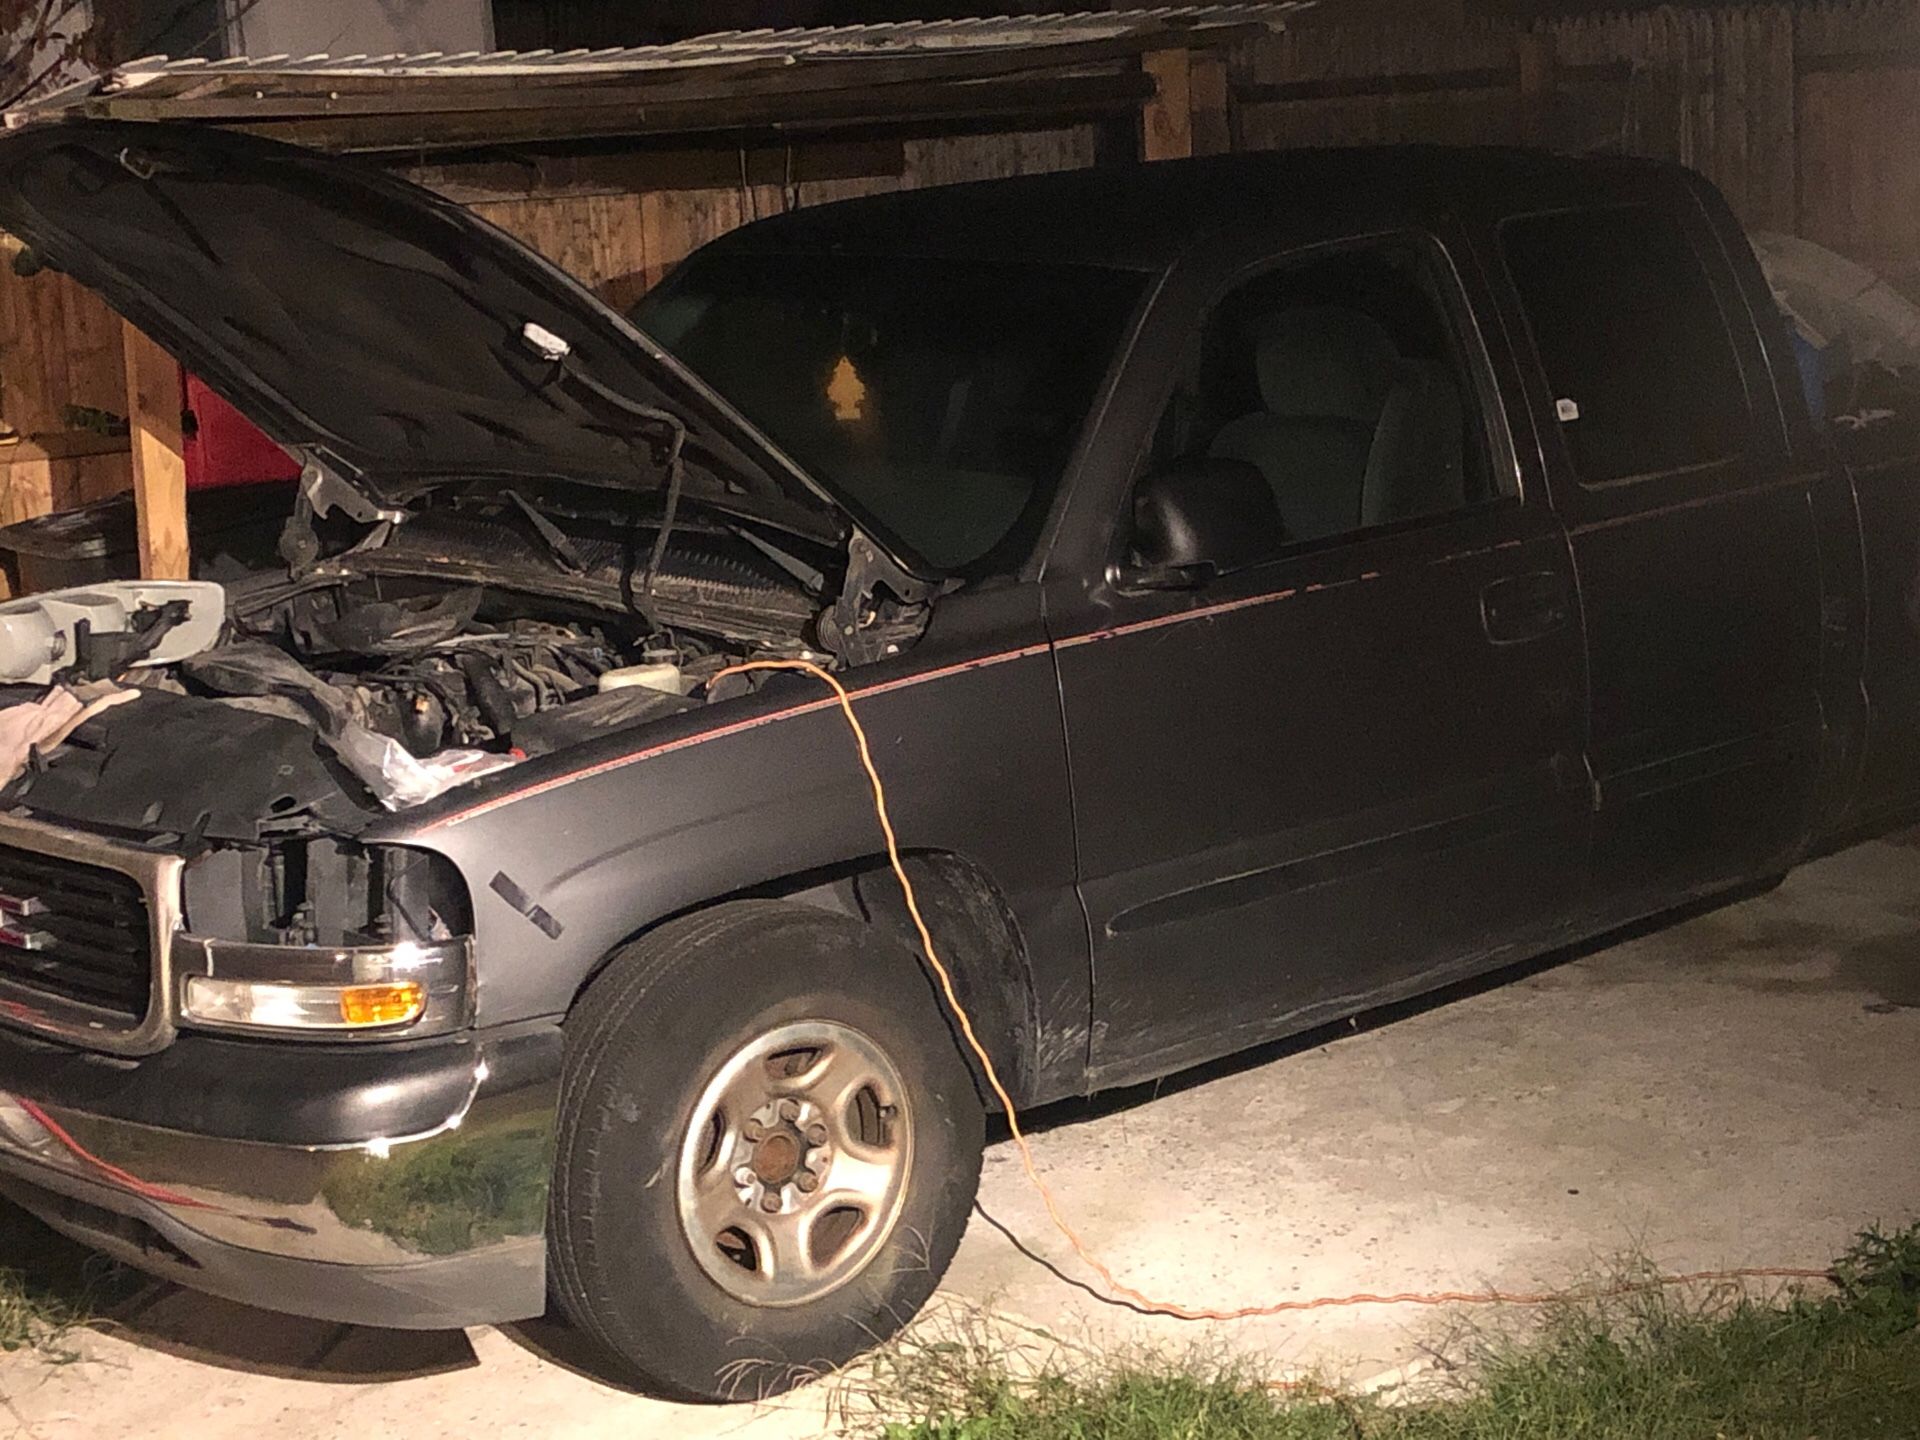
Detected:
[0,684,373,840]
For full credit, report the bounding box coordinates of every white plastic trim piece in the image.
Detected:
[0,580,226,686]
[520,320,572,361]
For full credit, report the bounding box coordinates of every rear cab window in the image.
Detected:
[1501,204,1754,486]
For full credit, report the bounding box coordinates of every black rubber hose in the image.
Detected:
[456,651,520,743]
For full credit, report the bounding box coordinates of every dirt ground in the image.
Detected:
[2,833,1916,1438]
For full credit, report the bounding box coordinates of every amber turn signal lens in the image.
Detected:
[338,981,426,1027]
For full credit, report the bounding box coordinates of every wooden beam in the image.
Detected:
[90,26,1277,130]
[1798,46,1920,75]
[402,138,906,205]
[216,69,1157,154]
[121,320,189,581]
[1141,48,1192,162]
[1234,59,1629,108]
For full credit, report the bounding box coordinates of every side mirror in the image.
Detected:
[1121,457,1284,590]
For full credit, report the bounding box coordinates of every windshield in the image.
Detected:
[633,250,1146,574]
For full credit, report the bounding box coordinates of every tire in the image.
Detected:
[549,900,986,1401]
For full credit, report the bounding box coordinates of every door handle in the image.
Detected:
[1481,570,1571,646]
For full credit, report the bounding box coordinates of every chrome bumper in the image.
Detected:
[0,1021,561,1330]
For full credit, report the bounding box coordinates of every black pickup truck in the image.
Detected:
[0,120,1909,1400]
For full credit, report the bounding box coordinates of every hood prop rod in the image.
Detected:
[521,322,689,600]
[565,368,686,600]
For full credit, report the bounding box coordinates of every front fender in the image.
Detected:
[368,636,1090,1100]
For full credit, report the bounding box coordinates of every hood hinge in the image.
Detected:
[820,532,933,666]
[279,457,407,568]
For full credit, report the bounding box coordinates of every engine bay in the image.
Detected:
[0,486,929,842]
[219,575,730,756]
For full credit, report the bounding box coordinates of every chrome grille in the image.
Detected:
[0,843,152,1020]
[0,816,182,1056]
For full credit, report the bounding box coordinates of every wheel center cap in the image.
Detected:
[750,1131,802,1186]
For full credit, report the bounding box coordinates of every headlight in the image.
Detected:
[174,934,469,1038]
[175,843,473,1040]
[182,976,425,1030]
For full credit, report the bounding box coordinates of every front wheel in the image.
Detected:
[548,901,985,1400]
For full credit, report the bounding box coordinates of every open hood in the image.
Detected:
[0,119,847,544]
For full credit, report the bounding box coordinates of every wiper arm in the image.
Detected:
[502,488,588,575]
[731,524,827,596]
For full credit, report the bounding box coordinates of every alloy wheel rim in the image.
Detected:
[675,1019,914,1307]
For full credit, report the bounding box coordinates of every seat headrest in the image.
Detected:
[1250,306,1402,424]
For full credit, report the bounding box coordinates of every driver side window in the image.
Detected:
[1137,240,1500,572]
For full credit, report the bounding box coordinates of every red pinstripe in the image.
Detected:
[420,572,1384,831]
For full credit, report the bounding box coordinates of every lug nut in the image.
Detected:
[795,1171,820,1194]
[778,1098,801,1122]
[805,1123,828,1145]
[760,1192,783,1213]
[734,1166,756,1187]
[743,1121,765,1142]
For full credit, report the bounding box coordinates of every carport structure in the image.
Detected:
[0,5,1301,586]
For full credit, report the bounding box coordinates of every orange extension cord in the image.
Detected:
[715,659,1831,1321]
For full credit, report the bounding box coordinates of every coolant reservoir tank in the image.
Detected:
[598,662,684,695]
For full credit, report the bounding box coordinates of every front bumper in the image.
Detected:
[0,1018,561,1330]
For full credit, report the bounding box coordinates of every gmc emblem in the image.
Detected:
[0,892,50,951]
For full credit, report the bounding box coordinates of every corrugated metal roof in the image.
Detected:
[99,7,1305,83]
[5,6,1308,151]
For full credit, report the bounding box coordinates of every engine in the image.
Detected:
[202,574,762,764]
[0,501,854,828]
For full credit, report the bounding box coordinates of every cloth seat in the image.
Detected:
[1208,306,1470,541]
[1207,307,1403,542]
[1362,359,1467,527]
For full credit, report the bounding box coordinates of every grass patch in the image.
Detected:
[0,1268,83,1358]
[0,1201,138,1359]
[876,1226,1920,1439]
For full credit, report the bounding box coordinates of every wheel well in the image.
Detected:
[573,851,1039,1109]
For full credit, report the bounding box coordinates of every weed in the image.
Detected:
[875,1226,1920,1440]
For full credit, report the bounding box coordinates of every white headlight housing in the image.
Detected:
[173,935,470,1039]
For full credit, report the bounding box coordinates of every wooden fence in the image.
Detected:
[8,2,1920,545]
[1238,1,1920,286]
[464,127,1096,315]
[0,260,142,537]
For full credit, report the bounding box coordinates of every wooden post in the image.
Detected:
[1141,47,1193,162]
[1517,31,1559,149]
[121,320,189,581]
[1189,51,1233,157]
[1517,31,1558,98]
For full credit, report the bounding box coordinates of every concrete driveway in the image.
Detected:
[2,834,1916,1438]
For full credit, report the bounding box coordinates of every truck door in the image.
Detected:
[1049,232,1590,1089]
[1495,197,1827,923]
